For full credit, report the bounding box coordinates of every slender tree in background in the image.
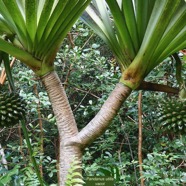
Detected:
[0,0,186,185]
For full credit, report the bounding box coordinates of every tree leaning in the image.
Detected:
[0,0,186,185]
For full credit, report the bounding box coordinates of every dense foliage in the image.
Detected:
[0,20,186,185]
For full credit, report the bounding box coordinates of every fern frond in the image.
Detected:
[65,157,85,186]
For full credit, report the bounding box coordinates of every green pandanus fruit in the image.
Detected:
[159,99,186,134]
[0,92,26,127]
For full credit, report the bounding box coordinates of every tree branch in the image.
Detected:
[172,53,183,86]
[137,81,179,94]
[74,83,132,148]
[138,91,144,186]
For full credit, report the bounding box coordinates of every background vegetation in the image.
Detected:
[0,20,186,186]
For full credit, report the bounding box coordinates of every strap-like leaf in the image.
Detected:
[2,52,15,91]
[35,0,69,55]
[40,0,78,51]
[94,0,114,39]
[40,0,86,52]
[0,18,14,37]
[122,0,139,53]
[106,0,135,60]
[2,0,29,49]
[41,0,92,62]
[120,0,185,89]
[0,38,41,69]
[0,0,91,76]
[156,28,186,64]
[82,1,131,70]
[25,0,37,52]
[35,0,55,49]
[125,0,181,73]
[134,0,156,43]
[0,1,16,34]
[81,9,125,68]
[137,0,180,62]
[150,2,186,67]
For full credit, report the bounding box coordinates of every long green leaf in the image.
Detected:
[82,1,132,70]
[38,1,90,58]
[2,0,29,49]
[120,0,182,89]
[130,0,180,65]
[43,0,92,63]
[134,0,149,44]
[134,0,156,44]
[39,0,87,56]
[106,0,135,60]
[156,28,186,64]
[35,0,55,51]
[149,1,186,66]
[0,2,17,36]
[137,0,180,62]
[81,9,126,70]
[94,0,114,40]
[41,0,80,49]
[25,0,37,52]
[0,18,14,37]
[0,38,41,69]
[35,0,69,54]
[2,52,15,91]
[82,3,117,45]
[122,0,139,53]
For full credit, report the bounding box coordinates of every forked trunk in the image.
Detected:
[41,71,132,185]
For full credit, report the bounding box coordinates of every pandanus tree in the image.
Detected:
[0,0,91,185]
[0,0,186,185]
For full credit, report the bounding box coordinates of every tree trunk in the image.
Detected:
[41,71,82,185]
[41,71,132,185]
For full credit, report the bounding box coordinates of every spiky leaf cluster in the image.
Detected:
[159,99,186,134]
[82,0,186,89]
[0,93,26,127]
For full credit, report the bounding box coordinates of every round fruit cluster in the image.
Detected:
[159,99,186,134]
[0,93,26,127]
